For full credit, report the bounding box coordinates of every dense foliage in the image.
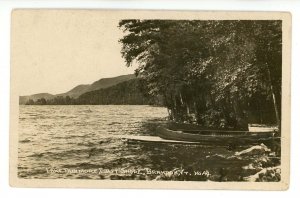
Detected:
[118,20,282,129]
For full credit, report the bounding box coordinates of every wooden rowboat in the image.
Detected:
[157,126,277,144]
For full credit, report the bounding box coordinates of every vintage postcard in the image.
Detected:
[10,10,291,190]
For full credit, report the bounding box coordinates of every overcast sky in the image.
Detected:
[12,10,136,96]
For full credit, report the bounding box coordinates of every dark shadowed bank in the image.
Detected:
[117,20,282,181]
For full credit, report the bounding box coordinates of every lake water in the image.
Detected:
[18,105,280,181]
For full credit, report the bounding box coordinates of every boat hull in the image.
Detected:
[157,127,277,145]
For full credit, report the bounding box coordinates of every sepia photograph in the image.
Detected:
[10,10,291,189]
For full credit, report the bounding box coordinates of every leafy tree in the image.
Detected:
[119,20,282,129]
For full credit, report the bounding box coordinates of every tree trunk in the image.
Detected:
[266,65,281,128]
[232,94,249,130]
[172,95,178,121]
[179,92,184,105]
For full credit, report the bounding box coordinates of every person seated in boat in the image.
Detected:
[236,117,249,131]
[226,112,249,131]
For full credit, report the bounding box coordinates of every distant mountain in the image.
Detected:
[56,84,90,98]
[19,74,136,104]
[86,74,136,92]
[22,78,162,106]
[76,78,160,105]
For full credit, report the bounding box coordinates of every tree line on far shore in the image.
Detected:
[25,79,162,106]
